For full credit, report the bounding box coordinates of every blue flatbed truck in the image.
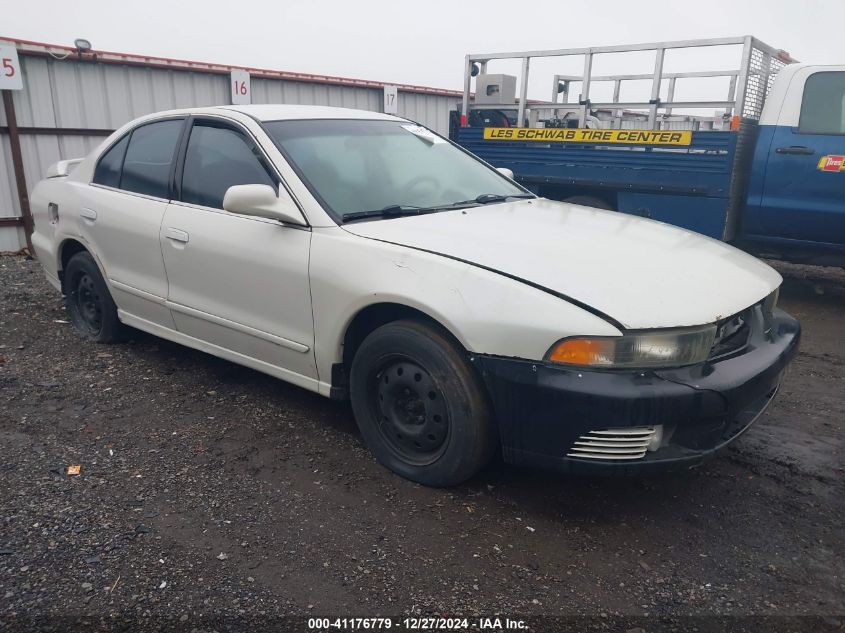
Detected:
[449,36,845,266]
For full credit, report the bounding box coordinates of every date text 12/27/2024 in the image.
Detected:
[307,617,528,630]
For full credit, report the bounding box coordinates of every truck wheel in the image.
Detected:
[64,251,125,343]
[564,195,614,210]
[349,319,497,487]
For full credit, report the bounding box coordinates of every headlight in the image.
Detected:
[546,324,717,369]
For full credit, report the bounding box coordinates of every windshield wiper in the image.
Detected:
[453,193,535,206]
[342,201,481,223]
[342,205,430,222]
[342,193,536,222]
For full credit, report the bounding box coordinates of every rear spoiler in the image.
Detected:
[46,158,83,178]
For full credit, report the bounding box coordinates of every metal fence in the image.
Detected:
[0,38,462,251]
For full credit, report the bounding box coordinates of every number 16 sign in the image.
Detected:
[231,69,251,105]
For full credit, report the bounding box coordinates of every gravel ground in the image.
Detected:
[0,255,842,632]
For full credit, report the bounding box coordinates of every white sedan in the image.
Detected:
[30,105,800,486]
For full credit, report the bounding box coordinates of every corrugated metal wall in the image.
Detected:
[0,52,458,250]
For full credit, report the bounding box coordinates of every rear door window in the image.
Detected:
[798,71,845,135]
[120,119,183,198]
[180,123,276,209]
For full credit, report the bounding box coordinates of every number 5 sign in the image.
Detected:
[230,69,251,105]
[0,45,23,91]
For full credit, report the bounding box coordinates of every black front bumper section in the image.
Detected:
[471,307,800,475]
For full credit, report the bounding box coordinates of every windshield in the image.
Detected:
[264,119,529,222]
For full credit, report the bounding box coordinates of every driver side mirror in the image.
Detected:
[222,184,306,226]
[496,167,515,180]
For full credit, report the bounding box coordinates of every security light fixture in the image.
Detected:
[73,39,92,54]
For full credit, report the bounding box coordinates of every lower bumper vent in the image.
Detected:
[566,426,662,461]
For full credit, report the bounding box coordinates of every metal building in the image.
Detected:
[0,37,463,251]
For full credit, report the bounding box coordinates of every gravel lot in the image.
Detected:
[0,254,842,632]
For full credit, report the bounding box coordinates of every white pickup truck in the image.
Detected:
[30,104,800,486]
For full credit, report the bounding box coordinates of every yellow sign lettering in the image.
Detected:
[482,127,693,146]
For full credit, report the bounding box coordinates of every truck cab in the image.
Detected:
[744,64,845,260]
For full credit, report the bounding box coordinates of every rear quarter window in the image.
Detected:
[92,134,129,188]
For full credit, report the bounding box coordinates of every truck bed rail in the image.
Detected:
[460,36,795,130]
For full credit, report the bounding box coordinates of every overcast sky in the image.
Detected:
[4,0,843,105]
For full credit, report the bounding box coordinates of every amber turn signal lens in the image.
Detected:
[547,338,605,365]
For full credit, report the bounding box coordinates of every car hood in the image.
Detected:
[341,198,782,329]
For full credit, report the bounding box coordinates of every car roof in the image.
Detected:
[105,104,412,148]
[213,104,406,122]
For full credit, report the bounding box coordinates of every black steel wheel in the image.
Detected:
[350,319,497,486]
[64,251,125,343]
[73,272,103,335]
[374,358,450,465]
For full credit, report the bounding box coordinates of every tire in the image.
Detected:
[563,195,614,210]
[349,319,497,487]
[63,251,125,343]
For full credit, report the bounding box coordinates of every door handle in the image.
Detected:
[775,146,815,155]
[165,227,189,244]
[80,207,97,221]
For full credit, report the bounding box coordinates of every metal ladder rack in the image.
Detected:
[460,36,795,130]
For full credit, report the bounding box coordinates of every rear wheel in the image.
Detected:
[64,251,125,343]
[349,320,496,487]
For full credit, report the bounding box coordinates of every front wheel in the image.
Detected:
[349,320,497,487]
[64,251,126,343]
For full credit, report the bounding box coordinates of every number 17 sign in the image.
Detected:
[0,44,23,91]
[231,69,251,105]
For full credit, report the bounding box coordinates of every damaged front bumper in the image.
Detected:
[472,307,800,475]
